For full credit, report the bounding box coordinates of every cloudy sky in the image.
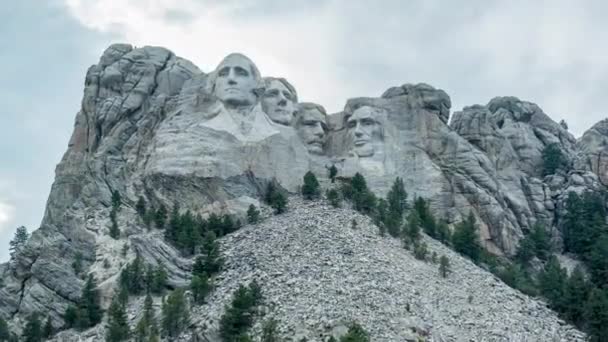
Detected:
[1,0,607,261]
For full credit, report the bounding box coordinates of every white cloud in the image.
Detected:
[0,200,15,234]
[62,0,608,136]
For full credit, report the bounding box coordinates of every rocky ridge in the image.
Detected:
[51,198,585,341]
[0,43,606,340]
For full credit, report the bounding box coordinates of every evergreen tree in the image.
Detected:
[588,234,608,285]
[247,204,260,224]
[191,274,211,305]
[42,316,53,339]
[301,171,321,200]
[161,289,189,339]
[496,263,537,296]
[339,322,369,342]
[136,196,147,218]
[219,283,262,341]
[194,232,223,276]
[542,143,567,176]
[349,173,376,215]
[584,287,608,342]
[538,256,567,312]
[403,211,421,242]
[106,297,130,342]
[326,189,341,208]
[515,234,536,265]
[77,274,103,329]
[439,255,450,278]
[451,212,481,263]
[72,252,83,276]
[261,318,279,342]
[9,226,29,260]
[154,204,168,229]
[387,178,407,218]
[63,305,79,329]
[135,293,157,342]
[109,209,120,239]
[111,190,122,210]
[264,182,277,205]
[530,223,551,261]
[562,266,590,326]
[150,264,168,295]
[413,242,428,261]
[270,190,288,214]
[0,317,9,341]
[436,220,451,243]
[23,313,42,342]
[120,254,146,296]
[328,164,338,183]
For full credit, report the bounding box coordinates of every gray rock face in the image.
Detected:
[0,44,605,339]
[48,199,586,341]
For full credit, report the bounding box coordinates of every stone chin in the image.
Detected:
[266,108,294,126]
[352,143,374,157]
[306,142,325,155]
[217,89,256,107]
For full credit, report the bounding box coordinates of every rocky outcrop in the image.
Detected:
[1,43,606,340]
[50,199,586,341]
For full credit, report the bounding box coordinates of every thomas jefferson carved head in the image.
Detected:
[262,77,298,125]
[345,106,385,158]
[211,53,261,107]
[295,103,328,155]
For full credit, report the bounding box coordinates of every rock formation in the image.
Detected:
[1,43,606,340]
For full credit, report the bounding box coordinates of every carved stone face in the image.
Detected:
[296,106,327,155]
[262,79,297,125]
[213,54,258,107]
[346,106,383,157]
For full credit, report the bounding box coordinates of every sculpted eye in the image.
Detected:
[218,67,229,77]
[265,90,279,97]
[235,67,249,77]
[361,118,375,126]
[283,91,293,101]
[347,120,356,128]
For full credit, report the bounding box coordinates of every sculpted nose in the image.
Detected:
[354,123,363,136]
[278,98,287,106]
[314,123,324,136]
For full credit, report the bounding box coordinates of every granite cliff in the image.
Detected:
[1,43,605,340]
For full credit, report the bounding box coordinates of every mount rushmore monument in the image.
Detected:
[1,43,606,340]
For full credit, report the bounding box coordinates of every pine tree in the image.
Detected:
[387,178,407,218]
[106,297,130,342]
[72,252,83,276]
[261,318,279,342]
[9,226,29,260]
[0,317,9,341]
[302,171,321,200]
[538,256,567,312]
[529,223,551,261]
[247,204,260,224]
[328,164,338,183]
[413,242,428,261]
[339,322,369,342]
[109,209,120,239]
[135,293,157,342]
[161,289,189,339]
[515,235,536,265]
[404,211,421,242]
[77,274,103,329]
[23,313,42,342]
[588,233,608,286]
[150,264,168,295]
[42,316,53,339]
[326,189,341,208]
[439,255,450,278]
[191,274,211,305]
[271,190,288,214]
[562,266,590,326]
[136,196,147,218]
[584,287,608,342]
[436,220,451,243]
[542,143,567,176]
[111,190,122,210]
[155,204,168,229]
[452,212,481,263]
[63,305,79,329]
[219,283,262,341]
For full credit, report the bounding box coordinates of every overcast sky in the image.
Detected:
[1,0,607,261]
